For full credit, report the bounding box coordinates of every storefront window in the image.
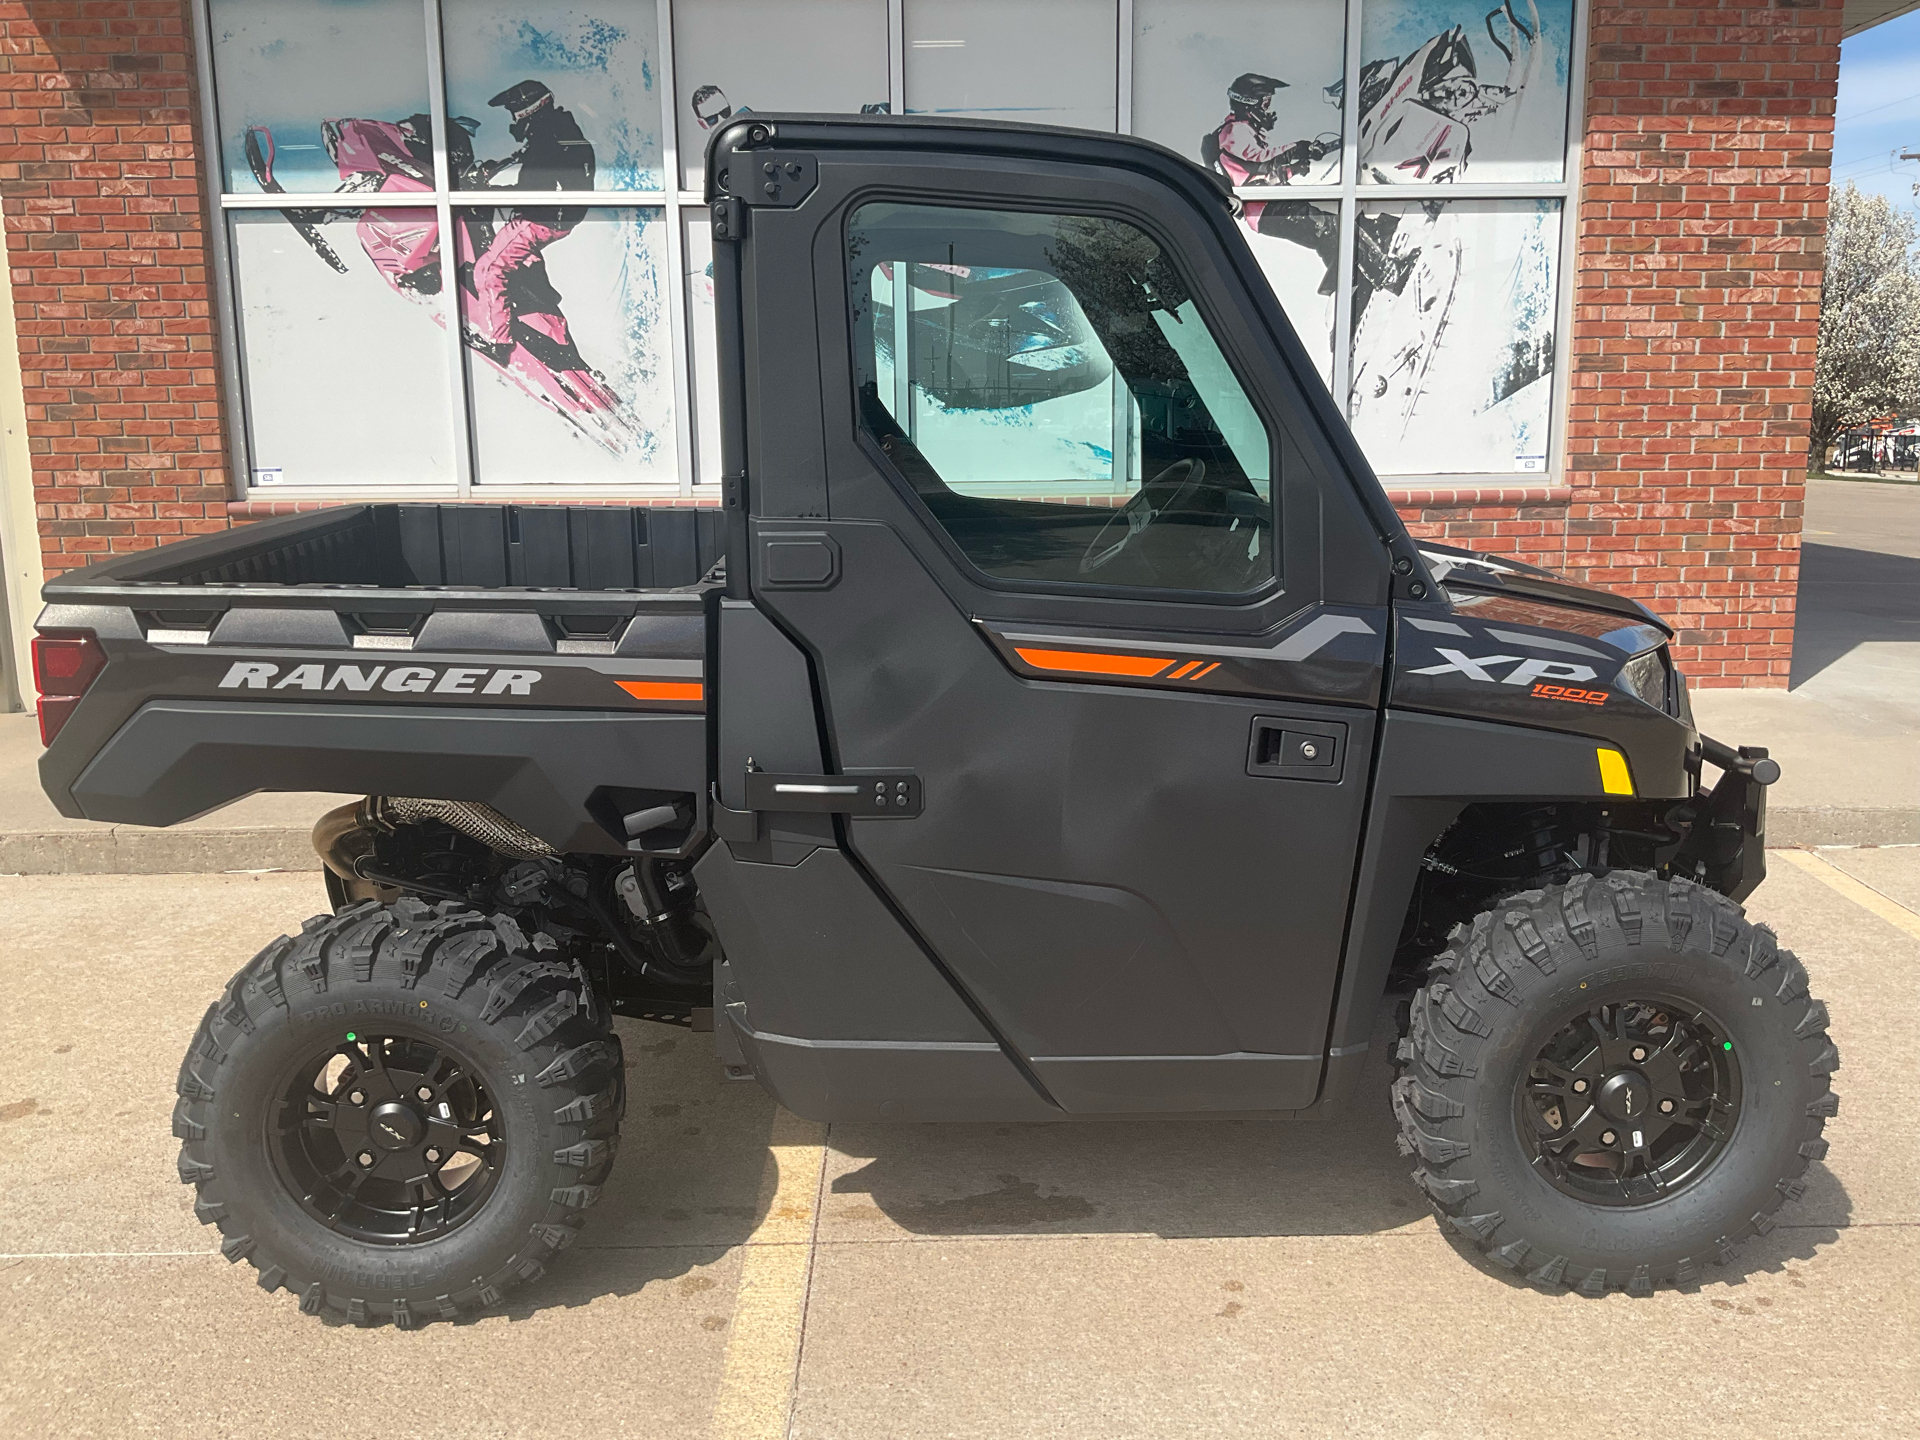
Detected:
[1356,0,1573,185]
[201,0,1582,497]
[672,0,890,188]
[903,0,1119,132]
[228,207,457,489]
[444,1,665,191]
[1242,200,1341,386]
[681,213,723,484]
[1348,198,1561,474]
[1131,0,1345,185]
[458,207,678,485]
[210,0,431,195]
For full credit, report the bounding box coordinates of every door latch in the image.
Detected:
[743,769,922,818]
[1246,717,1348,783]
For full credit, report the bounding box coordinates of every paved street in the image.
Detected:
[2,850,1915,1438]
[1792,477,1920,702]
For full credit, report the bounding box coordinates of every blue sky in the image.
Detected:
[1833,8,1920,211]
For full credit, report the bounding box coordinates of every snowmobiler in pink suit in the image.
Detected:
[1201,73,1333,188]
[464,80,595,364]
[247,96,633,455]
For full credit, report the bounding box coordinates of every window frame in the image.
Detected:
[192,0,1587,503]
[193,0,693,503]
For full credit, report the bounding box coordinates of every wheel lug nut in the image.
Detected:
[1600,1130,1617,1146]
[1572,1079,1589,1094]
[357,1151,375,1167]
[1631,1046,1648,1062]
[347,1090,365,1106]
[416,1086,433,1102]
[425,1148,441,1164]
[1659,1099,1675,1114]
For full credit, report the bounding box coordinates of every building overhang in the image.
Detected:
[1845,0,1920,36]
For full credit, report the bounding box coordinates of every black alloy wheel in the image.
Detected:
[1518,998,1740,1206]
[176,898,625,1326]
[1392,871,1839,1294]
[271,1032,504,1244]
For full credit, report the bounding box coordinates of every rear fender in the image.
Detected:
[58,700,706,856]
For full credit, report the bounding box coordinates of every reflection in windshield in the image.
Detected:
[848,202,1278,596]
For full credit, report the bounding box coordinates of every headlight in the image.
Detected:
[1618,649,1669,711]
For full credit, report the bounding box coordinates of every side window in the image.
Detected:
[848,202,1276,595]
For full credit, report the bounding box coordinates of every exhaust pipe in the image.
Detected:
[313,796,557,905]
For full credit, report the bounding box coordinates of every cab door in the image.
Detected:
[718,120,1407,1113]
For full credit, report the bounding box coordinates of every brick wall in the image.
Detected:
[1398,1,1841,688]
[2,0,225,579]
[1568,0,1839,686]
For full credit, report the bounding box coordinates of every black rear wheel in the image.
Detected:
[1392,871,1839,1294]
[174,898,624,1326]
[270,1031,507,1245]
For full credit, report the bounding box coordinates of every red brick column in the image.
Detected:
[1568,0,1840,686]
[0,0,228,580]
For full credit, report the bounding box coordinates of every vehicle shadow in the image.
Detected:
[508,1002,1855,1319]
[503,1007,1423,1323]
[468,1019,781,1325]
[1789,541,1920,688]
[821,1008,1419,1243]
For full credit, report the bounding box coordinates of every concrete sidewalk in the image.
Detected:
[1708,475,1920,847]
[1,849,1914,1437]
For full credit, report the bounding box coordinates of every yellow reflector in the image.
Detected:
[1597,748,1634,796]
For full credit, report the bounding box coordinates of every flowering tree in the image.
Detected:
[1812,183,1920,470]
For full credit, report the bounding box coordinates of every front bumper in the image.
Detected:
[1671,736,1780,903]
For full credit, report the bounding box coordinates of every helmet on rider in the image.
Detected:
[1227,73,1287,128]
[491,79,558,140]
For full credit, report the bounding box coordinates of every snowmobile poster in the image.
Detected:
[1145,0,1570,476]
[212,3,674,487]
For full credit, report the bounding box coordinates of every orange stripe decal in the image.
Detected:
[616,680,705,702]
[1190,662,1221,680]
[1167,660,1202,680]
[1013,647,1173,678]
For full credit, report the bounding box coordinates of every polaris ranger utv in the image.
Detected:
[34,116,1834,1324]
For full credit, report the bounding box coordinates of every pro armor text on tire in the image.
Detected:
[174,897,624,1326]
[1391,871,1839,1295]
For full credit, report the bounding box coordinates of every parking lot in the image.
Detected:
[1,847,1914,1438]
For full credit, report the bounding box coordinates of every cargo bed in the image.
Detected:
[43,502,728,608]
[35,503,723,848]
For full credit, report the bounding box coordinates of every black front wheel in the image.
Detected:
[1393,871,1839,1294]
[174,898,624,1326]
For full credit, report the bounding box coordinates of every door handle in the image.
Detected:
[743,769,923,817]
[1246,718,1347,782]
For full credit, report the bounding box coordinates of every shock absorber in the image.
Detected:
[613,860,714,973]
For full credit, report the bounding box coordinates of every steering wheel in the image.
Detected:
[1078,458,1209,576]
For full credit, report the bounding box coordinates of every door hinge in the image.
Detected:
[712,134,818,211]
[710,196,747,243]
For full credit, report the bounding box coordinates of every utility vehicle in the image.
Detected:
[33,116,1835,1324]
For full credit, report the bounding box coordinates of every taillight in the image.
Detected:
[31,630,106,746]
